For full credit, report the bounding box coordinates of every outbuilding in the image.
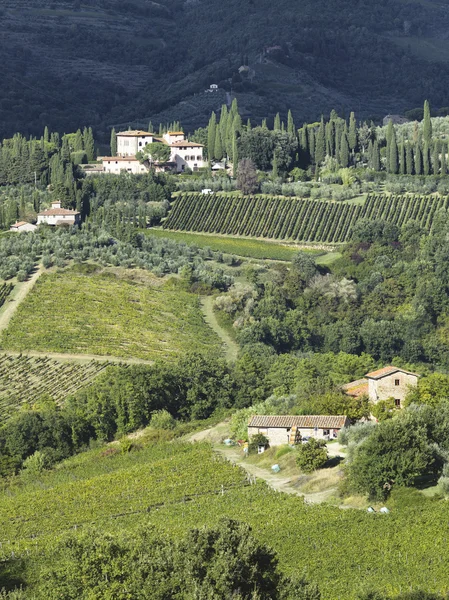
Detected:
[247,415,350,447]
[9,221,37,233]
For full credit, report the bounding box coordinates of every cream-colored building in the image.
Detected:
[343,366,420,408]
[247,415,350,446]
[113,130,204,173]
[10,221,37,233]
[37,201,81,226]
[100,156,149,175]
[116,130,156,157]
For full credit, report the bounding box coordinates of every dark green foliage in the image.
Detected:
[248,432,269,453]
[296,438,328,473]
[237,158,258,194]
[36,520,320,600]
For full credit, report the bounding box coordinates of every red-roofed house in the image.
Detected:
[37,201,81,226]
[248,415,350,446]
[343,366,419,408]
[9,221,37,233]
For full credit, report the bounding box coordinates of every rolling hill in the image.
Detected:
[2,0,449,137]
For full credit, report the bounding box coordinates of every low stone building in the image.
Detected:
[9,221,37,233]
[247,415,350,447]
[37,201,81,226]
[343,366,420,408]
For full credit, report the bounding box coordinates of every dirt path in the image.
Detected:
[200,296,239,362]
[0,266,44,334]
[188,421,344,505]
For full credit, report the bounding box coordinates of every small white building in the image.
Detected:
[37,201,81,226]
[248,415,350,447]
[9,221,37,233]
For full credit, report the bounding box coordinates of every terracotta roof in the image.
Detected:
[248,415,350,429]
[116,130,154,137]
[365,366,420,380]
[38,208,80,216]
[166,131,184,135]
[170,141,204,148]
[342,379,369,397]
[11,221,29,227]
[101,156,140,162]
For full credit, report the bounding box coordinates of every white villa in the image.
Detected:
[99,129,205,175]
[37,201,81,226]
[10,221,37,233]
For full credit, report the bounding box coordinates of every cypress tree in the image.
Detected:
[441,142,447,175]
[386,120,394,146]
[287,110,295,136]
[423,99,432,145]
[214,128,224,161]
[273,113,281,131]
[405,143,414,175]
[339,132,350,168]
[148,121,153,133]
[83,127,95,162]
[74,129,84,152]
[325,122,333,157]
[246,119,252,131]
[315,117,326,165]
[272,150,279,179]
[348,111,358,152]
[423,142,430,176]
[308,127,315,161]
[43,126,49,144]
[414,145,422,175]
[207,112,217,162]
[261,119,268,130]
[432,140,440,175]
[110,128,117,156]
[367,140,373,167]
[218,105,229,147]
[299,125,309,167]
[389,130,398,174]
[232,134,238,176]
[399,139,405,175]
[372,140,380,171]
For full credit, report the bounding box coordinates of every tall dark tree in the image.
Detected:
[237,158,258,195]
[348,111,358,153]
[110,128,117,157]
[406,142,414,175]
[314,117,326,165]
[414,144,423,175]
[339,131,350,168]
[423,142,430,176]
[423,99,432,145]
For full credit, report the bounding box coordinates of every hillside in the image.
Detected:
[3,0,449,137]
[3,438,449,599]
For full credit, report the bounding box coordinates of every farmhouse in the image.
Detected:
[37,201,81,226]
[342,366,420,408]
[105,130,204,173]
[247,415,350,447]
[9,221,37,233]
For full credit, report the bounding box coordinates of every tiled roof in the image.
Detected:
[116,130,154,137]
[341,379,369,397]
[101,156,140,162]
[170,141,204,148]
[365,366,420,380]
[166,131,184,135]
[11,221,28,227]
[248,415,350,429]
[38,208,80,216]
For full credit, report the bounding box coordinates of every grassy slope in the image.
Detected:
[145,228,322,261]
[3,440,449,599]
[0,270,221,361]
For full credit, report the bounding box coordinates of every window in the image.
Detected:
[139,141,142,146]
[395,379,400,386]
[395,398,401,407]
[197,155,202,160]
[185,155,190,161]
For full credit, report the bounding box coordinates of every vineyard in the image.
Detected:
[0,270,222,361]
[0,354,108,420]
[3,440,449,599]
[163,193,449,243]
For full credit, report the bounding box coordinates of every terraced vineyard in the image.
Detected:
[0,282,13,306]
[0,354,108,420]
[164,193,449,242]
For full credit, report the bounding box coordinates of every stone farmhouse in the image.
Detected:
[37,201,81,226]
[99,130,204,175]
[9,221,37,233]
[247,415,350,447]
[342,366,420,408]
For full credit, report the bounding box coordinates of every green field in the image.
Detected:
[0,354,108,421]
[0,270,221,361]
[145,228,318,261]
[3,440,449,599]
